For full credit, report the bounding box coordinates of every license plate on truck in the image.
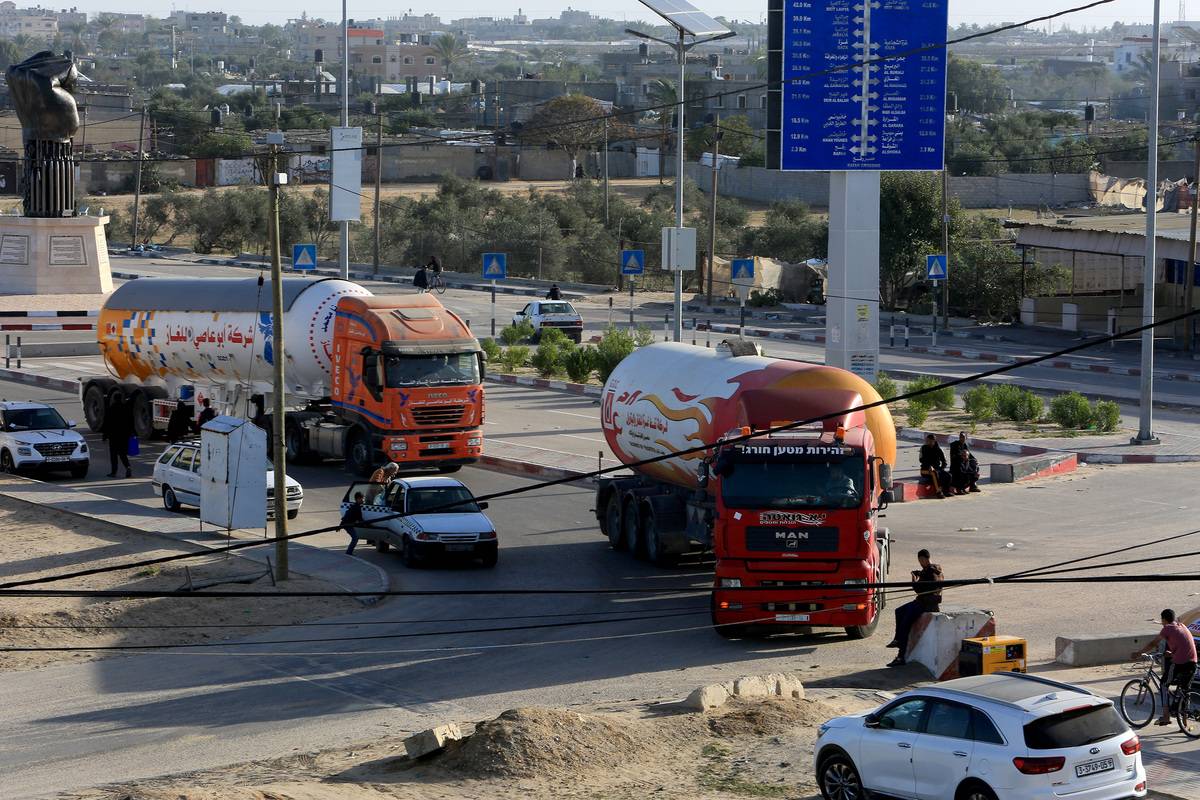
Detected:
[426,442,450,450]
[775,613,810,622]
[1075,758,1114,778]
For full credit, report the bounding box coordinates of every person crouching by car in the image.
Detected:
[949,432,981,495]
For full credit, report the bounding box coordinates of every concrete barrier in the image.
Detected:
[906,606,995,680]
[1055,633,1160,667]
[5,340,95,358]
[990,452,1078,483]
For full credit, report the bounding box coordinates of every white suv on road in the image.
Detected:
[0,401,89,478]
[814,672,1146,800]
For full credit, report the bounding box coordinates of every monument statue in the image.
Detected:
[6,50,80,218]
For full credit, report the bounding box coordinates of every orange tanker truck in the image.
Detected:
[597,340,896,639]
[86,276,485,475]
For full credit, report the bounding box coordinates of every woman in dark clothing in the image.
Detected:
[949,432,981,495]
[918,433,951,499]
[102,394,134,478]
[166,401,193,442]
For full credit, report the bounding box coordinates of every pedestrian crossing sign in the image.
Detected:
[731,258,755,284]
[621,249,645,275]
[926,254,947,280]
[482,252,507,279]
[292,243,317,271]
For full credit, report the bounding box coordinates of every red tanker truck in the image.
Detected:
[596,340,897,639]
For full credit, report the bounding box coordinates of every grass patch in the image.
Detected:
[697,742,793,798]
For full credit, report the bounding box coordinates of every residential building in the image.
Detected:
[292,20,388,63]
[1112,36,1168,74]
[384,13,442,36]
[351,43,441,83]
[172,10,227,36]
[0,4,58,41]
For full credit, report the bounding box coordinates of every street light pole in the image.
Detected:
[1134,0,1162,445]
[267,137,289,581]
[373,112,383,271]
[707,111,719,306]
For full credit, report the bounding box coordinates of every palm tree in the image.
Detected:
[433,33,469,80]
[61,21,85,52]
[95,14,118,51]
[646,78,677,184]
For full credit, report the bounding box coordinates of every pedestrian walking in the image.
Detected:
[886,549,944,667]
[102,394,134,478]
[949,432,981,495]
[340,491,366,555]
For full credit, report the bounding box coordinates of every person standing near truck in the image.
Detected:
[886,549,944,667]
[102,394,134,478]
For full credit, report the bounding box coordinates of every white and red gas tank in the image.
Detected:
[96,277,371,395]
[600,342,896,489]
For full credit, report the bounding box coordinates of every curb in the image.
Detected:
[0,367,80,393]
[896,427,1200,465]
[477,453,592,486]
[0,310,97,318]
[485,372,603,397]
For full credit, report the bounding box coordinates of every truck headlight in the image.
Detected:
[467,437,482,447]
[16,447,31,456]
[719,578,742,588]
[390,441,407,451]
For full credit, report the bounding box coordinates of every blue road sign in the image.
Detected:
[731,258,755,282]
[926,254,947,280]
[620,249,645,275]
[780,0,949,171]
[292,243,317,271]
[482,252,507,280]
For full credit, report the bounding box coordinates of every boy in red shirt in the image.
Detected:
[1132,608,1198,725]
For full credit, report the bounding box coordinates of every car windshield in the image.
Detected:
[540,302,574,315]
[406,486,480,514]
[721,455,865,510]
[385,353,480,387]
[4,407,68,431]
[1023,704,1127,750]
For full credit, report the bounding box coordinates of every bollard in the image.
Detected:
[931,329,937,348]
[608,296,613,329]
[904,325,910,348]
[691,317,697,346]
[4,334,8,369]
[1110,316,1116,350]
[16,335,20,368]
[889,324,895,348]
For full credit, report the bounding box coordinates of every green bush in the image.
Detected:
[537,327,571,346]
[633,325,656,348]
[480,338,501,364]
[906,399,930,428]
[905,375,955,411]
[1013,390,1044,423]
[499,345,529,373]
[595,326,636,384]
[564,345,597,383]
[499,319,535,346]
[531,333,574,377]
[1092,400,1121,432]
[747,287,784,307]
[1049,392,1094,429]
[963,385,996,422]
[992,384,1024,420]
[873,372,898,401]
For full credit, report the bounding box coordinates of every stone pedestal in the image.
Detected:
[0,215,111,295]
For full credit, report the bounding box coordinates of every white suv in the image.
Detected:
[814,672,1146,800]
[0,401,89,478]
[152,439,303,520]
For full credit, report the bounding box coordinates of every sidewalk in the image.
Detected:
[0,476,388,602]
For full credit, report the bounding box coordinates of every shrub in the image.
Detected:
[564,345,597,383]
[747,287,784,307]
[906,399,930,428]
[480,338,501,364]
[633,325,656,348]
[1092,400,1121,432]
[537,327,571,346]
[905,375,955,412]
[992,384,1024,420]
[1013,390,1044,423]
[499,318,535,346]
[873,372,899,401]
[595,326,636,383]
[499,345,529,373]
[531,333,574,377]
[963,385,996,422]
[1049,392,1094,429]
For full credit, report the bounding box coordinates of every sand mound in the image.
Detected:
[437,707,663,779]
[707,698,836,737]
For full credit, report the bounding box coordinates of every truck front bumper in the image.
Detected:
[384,428,482,467]
[711,562,877,630]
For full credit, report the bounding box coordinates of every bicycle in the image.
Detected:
[1119,653,1200,738]
[430,271,446,295]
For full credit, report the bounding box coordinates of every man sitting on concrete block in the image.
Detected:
[886,548,943,668]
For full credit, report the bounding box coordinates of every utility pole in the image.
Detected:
[707,112,719,306]
[131,103,146,248]
[267,135,289,581]
[941,165,950,330]
[603,115,610,226]
[339,0,350,279]
[1186,135,1199,352]
[673,28,684,343]
[1134,0,1162,445]
[373,111,383,271]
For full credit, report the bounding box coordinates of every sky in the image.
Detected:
[66,0,1161,29]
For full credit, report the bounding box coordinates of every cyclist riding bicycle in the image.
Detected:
[1132,608,1198,725]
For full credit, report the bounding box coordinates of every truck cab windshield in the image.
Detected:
[720,455,865,510]
[385,353,480,387]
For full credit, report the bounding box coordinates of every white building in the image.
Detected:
[1112,36,1168,75]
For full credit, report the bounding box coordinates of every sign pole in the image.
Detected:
[673,27,685,343]
[268,141,288,581]
[491,279,496,337]
[629,278,635,327]
[1134,0,1162,445]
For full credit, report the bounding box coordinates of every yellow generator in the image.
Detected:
[959,636,1027,676]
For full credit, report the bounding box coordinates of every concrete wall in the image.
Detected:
[78,160,197,195]
[685,164,1092,209]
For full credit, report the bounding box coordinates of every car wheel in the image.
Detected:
[162,486,181,512]
[0,449,14,473]
[69,462,88,479]
[286,509,299,520]
[957,782,998,800]
[818,754,864,800]
[480,549,498,568]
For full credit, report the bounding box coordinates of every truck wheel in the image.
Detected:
[345,431,374,477]
[129,391,153,440]
[285,421,308,463]
[845,613,880,640]
[605,493,627,551]
[83,384,107,432]
[622,498,644,559]
[375,539,390,553]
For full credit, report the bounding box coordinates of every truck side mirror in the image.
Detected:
[478,350,487,380]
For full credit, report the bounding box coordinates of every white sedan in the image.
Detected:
[153,439,303,519]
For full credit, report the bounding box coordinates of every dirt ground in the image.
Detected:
[0,491,358,672]
[58,692,883,800]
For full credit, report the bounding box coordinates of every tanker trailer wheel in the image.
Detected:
[622,497,645,559]
[129,391,154,441]
[604,492,627,551]
[345,430,374,478]
[641,505,678,567]
[83,384,107,433]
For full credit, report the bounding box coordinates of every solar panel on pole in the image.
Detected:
[637,0,730,36]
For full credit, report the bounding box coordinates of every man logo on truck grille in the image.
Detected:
[775,530,811,541]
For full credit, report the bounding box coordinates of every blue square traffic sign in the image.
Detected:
[292,243,317,271]
[620,249,645,275]
[731,258,755,282]
[482,252,507,280]
[926,254,947,280]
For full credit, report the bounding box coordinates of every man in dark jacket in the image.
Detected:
[197,398,216,428]
[340,491,366,555]
[102,394,134,478]
[413,266,429,292]
[887,549,944,667]
[546,284,562,300]
[919,433,950,499]
[166,401,193,442]
[949,432,981,494]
